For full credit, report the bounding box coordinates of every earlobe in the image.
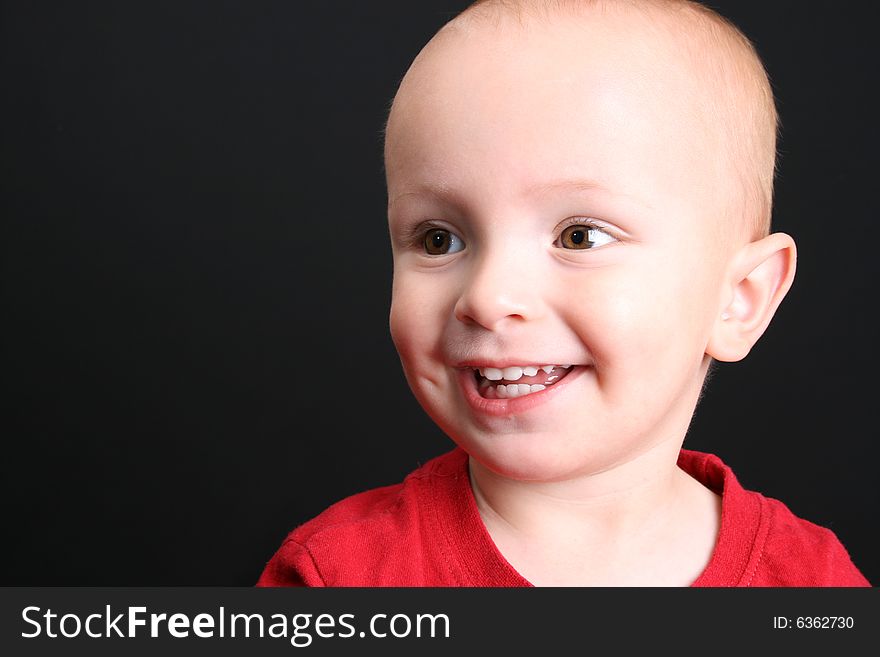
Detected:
[707,232,797,362]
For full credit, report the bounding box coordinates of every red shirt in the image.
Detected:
[256,448,870,587]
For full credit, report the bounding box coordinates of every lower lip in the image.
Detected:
[457,367,587,417]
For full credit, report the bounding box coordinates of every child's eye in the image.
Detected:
[558,223,616,250]
[423,228,465,255]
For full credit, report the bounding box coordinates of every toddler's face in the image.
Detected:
[386,16,738,481]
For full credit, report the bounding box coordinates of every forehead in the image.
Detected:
[385,12,724,222]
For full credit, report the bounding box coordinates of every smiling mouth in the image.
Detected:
[472,364,574,399]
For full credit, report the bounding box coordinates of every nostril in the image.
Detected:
[454,300,529,328]
[453,264,540,328]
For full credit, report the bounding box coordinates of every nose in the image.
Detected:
[453,247,543,330]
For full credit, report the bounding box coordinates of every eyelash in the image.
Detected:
[405,217,616,252]
[405,221,447,247]
[559,216,596,229]
[555,217,617,248]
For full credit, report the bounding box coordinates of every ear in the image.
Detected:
[707,232,797,362]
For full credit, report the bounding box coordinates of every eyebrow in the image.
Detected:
[389,182,458,207]
[388,178,654,210]
[526,178,610,198]
[390,178,644,207]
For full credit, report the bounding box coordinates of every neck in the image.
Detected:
[468,439,719,586]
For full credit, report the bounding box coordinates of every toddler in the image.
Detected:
[258,0,869,586]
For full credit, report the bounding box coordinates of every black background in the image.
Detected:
[2,1,877,585]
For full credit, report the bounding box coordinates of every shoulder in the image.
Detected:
[680,450,870,587]
[751,495,870,587]
[256,448,469,586]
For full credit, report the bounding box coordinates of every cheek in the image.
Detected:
[389,287,418,361]
[562,260,712,367]
[389,272,460,422]
[389,272,449,365]
[560,270,664,358]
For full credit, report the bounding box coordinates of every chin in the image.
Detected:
[454,429,594,482]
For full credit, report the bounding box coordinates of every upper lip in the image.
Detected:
[455,360,579,369]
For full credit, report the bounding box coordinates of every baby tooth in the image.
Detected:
[482,367,503,381]
[505,384,523,398]
[529,384,546,393]
[560,365,572,369]
[541,365,555,374]
[496,384,509,398]
[502,366,524,381]
[517,384,531,396]
[522,366,538,376]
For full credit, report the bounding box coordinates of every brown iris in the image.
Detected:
[560,225,594,249]
[424,228,454,255]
